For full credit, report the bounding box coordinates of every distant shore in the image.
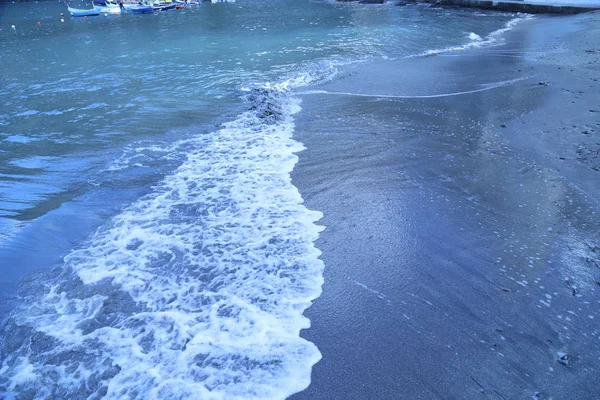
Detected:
[292,11,600,400]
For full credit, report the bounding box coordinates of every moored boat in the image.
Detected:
[67,5,101,16]
[124,3,154,13]
[93,0,122,13]
[152,2,177,11]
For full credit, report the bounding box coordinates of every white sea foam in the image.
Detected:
[0,81,324,399]
[468,32,483,41]
[413,15,534,58]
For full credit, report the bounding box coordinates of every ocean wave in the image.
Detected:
[412,14,534,58]
[0,80,325,399]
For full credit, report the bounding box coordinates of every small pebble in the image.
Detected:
[557,352,570,366]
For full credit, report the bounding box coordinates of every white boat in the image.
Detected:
[93,0,122,13]
[96,5,122,13]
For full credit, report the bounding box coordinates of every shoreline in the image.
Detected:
[292,11,600,399]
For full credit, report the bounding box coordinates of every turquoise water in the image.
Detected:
[0,1,521,398]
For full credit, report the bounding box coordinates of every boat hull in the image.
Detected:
[125,4,154,13]
[67,6,101,16]
[153,3,177,10]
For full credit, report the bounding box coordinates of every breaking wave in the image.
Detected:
[0,79,324,399]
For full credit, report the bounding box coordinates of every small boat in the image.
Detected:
[67,5,101,16]
[153,2,177,10]
[93,0,122,13]
[175,3,184,8]
[124,3,154,13]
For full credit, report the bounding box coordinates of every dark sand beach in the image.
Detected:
[292,12,600,400]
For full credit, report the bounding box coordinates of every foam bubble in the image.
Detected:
[468,32,483,41]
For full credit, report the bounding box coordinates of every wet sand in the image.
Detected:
[291,12,600,399]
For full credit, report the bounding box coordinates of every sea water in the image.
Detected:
[0,1,524,398]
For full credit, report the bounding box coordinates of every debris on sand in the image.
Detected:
[557,352,571,366]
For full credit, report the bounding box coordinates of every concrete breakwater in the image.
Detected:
[418,0,600,14]
[339,0,600,14]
